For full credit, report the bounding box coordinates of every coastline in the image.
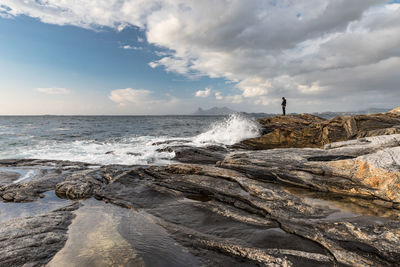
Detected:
[1,109,400,266]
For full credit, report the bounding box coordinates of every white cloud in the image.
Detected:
[254,96,274,106]
[215,91,223,100]
[195,87,211,98]
[36,87,70,95]
[298,83,325,95]
[120,45,143,50]
[109,88,151,106]
[225,95,243,104]
[108,88,184,114]
[3,0,400,111]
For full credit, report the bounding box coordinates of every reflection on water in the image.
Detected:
[0,191,72,223]
[49,199,203,267]
[284,186,400,221]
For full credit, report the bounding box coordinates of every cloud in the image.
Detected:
[36,87,70,95]
[215,91,223,100]
[225,95,243,104]
[195,87,211,98]
[109,88,151,106]
[120,45,143,50]
[108,88,184,114]
[3,0,400,111]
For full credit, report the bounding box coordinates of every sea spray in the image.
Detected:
[193,113,261,145]
[15,136,176,166]
[0,115,261,165]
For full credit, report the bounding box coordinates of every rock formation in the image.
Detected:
[240,111,400,150]
[389,106,400,114]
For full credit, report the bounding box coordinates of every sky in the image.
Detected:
[0,0,399,115]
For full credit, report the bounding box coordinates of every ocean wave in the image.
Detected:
[0,114,260,165]
[12,137,176,166]
[193,113,260,145]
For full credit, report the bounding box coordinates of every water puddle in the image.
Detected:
[0,191,72,223]
[284,186,400,221]
[49,199,203,267]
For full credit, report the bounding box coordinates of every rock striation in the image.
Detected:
[222,134,400,205]
[240,111,400,149]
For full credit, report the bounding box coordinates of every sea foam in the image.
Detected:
[2,114,260,165]
[193,113,260,145]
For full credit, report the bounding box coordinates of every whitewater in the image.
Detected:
[0,114,260,165]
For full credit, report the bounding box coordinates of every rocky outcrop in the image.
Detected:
[55,169,106,199]
[241,111,400,149]
[389,107,400,114]
[158,145,229,164]
[221,134,400,205]
[0,160,90,202]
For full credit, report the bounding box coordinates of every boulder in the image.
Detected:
[55,169,106,199]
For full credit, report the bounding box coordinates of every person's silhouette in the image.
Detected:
[281,97,287,116]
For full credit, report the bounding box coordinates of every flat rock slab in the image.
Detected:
[0,203,78,267]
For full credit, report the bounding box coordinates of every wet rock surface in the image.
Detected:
[1,129,400,265]
[0,203,78,267]
[0,171,20,185]
[160,145,229,164]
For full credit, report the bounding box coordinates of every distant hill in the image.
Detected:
[192,107,236,115]
[312,108,391,119]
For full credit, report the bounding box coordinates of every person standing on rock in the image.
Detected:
[281,97,287,116]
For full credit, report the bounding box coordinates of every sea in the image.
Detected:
[0,114,261,166]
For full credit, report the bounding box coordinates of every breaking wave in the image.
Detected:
[0,114,261,165]
[193,113,261,145]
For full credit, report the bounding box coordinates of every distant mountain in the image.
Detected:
[192,107,236,115]
[312,108,391,119]
[357,108,392,114]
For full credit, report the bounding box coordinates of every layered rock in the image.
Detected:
[241,111,400,149]
[0,203,78,266]
[221,134,400,205]
[158,145,229,164]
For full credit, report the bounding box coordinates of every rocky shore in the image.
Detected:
[1,109,400,266]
